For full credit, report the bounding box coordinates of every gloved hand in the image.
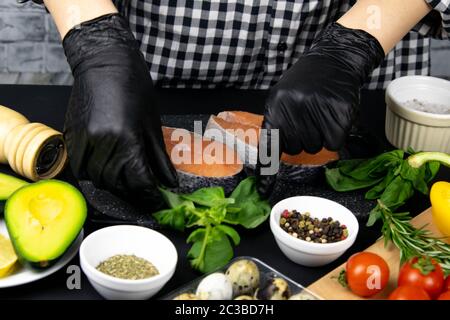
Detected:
[63,14,177,206]
[257,22,385,197]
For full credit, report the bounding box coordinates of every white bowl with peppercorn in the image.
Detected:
[79,225,178,300]
[270,196,359,267]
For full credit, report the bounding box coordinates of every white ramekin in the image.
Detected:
[385,76,450,153]
[79,225,177,300]
[270,196,359,267]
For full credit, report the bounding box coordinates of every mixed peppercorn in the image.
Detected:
[279,210,348,243]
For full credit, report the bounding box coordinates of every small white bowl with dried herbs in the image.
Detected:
[79,225,177,300]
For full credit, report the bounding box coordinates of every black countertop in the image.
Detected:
[0,85,447,300]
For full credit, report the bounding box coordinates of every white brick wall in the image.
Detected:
[0,0,448,85]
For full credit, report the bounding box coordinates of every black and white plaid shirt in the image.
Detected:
[114,0,450,90]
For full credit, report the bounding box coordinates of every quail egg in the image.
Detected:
[225,259,260,296]
[234,295,254,300]
[196,272,233,300]
[289,292,317,300]
[173,293,200,300]
[255,278,291,300]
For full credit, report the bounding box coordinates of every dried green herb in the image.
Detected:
[96,254,159,280]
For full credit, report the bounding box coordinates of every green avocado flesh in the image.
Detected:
[5,180,87,267]
[0,172,29,200]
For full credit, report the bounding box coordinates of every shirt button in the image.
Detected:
[277,41,288,52]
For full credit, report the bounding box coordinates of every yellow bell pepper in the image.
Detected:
[430,181,450,237]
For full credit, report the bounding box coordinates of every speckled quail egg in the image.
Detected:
[289,292,317,300]
[196,272,233,300]
[225,259,260,296]
[255,278,291,300]
[173,293,200,300]
[234,295,255,300]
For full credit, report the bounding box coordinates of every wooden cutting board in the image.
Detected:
[307,208,447,300]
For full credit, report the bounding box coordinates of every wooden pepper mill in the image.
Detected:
[0,105,67,181]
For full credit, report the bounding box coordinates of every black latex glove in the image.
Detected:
[63,14,177,206]
[256,22,385,197]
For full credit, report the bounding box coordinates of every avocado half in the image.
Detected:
[5,180,87,268]
[0,172,29,201]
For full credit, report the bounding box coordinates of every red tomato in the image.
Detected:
[437,291,450,300]
[398,257,445,299]
[389,286,431,300]
[444,276,450,292]
[345,252,390,297]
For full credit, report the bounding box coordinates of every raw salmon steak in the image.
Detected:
[162,126,244,194]
[204,111,339,183]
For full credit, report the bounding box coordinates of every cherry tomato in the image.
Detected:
[398,257,445,299]
[444,276,450,292]
[345,252,390,297]
[389,286,431,300]
[437,291,450,300]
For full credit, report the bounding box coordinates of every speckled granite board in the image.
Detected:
[81,115,374,227]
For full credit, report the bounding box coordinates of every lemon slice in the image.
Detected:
[0,234,18,278]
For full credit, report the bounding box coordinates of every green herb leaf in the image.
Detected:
[341,150,403,180]
[159,187,187,208]
[187,226,234,273]
[214,225,241,245]
[326,150,404,192]
[325,167,383,192]
[153,206,187,232]
[182,187,235,207]
[365,168,396,200]
[208,205,228,225]
[186,228,206,243]
[337,269,348,288]
[378,175,414,211]
[366,208,382,227]
[227,177,271,229]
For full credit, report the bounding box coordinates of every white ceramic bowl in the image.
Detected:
[79,225,177,300]
[385,76,450,153]
[270,196,359,267]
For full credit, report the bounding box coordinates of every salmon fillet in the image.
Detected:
[206,111,339,166]
[162,127,243,178]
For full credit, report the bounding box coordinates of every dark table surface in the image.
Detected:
[0,85,447,300]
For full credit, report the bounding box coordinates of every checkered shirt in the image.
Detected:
[113,0,450,90]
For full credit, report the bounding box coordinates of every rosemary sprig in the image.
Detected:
[375,200,450,275]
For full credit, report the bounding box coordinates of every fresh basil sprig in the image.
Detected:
[153,177,270,273]
[325,149,440,226]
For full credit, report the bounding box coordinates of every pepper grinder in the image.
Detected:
[0,105,67,181]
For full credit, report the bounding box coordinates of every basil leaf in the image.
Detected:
[187,227,234,273]
[340,150,403,179]
[208,205,227,225]
[326,167,384,192]
[187,228,206,243]
[227,177,271,229]
[159,187,187,208]
[214,225,240,245]
[366,207,382,227]
[153,206,187,232]
[379,175,414,211]
[182,187,234,207]
[365,168,396,200]
[425,161,440,182]
[230,176,260,203]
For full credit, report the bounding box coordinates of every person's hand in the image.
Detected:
[257,23,385,197]
[63,14,177,206]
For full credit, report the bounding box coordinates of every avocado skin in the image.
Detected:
[4,179,87,269]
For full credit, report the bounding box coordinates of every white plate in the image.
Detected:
[0,219,83,288]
